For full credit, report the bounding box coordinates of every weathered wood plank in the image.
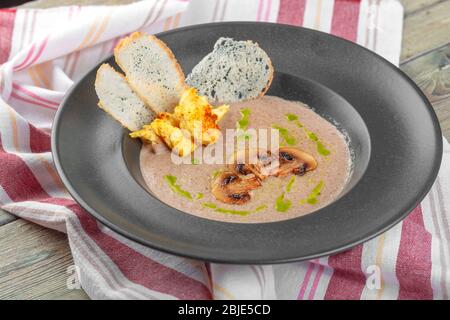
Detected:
[0,209,16,227]
[401,0,446,15]
[0,219,89,300]
[401,0,450,61]
[401,44,450,140]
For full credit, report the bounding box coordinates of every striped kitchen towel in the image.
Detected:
[1,0,449,300]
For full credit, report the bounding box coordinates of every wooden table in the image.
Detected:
[0,0,449,299]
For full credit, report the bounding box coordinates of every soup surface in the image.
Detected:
[140,96,351,223]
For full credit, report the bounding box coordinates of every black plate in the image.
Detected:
[52,22,442,264]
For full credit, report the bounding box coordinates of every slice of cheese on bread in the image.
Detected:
[186,37,274,104]
[114,32,186,114]
[95,63,155,131]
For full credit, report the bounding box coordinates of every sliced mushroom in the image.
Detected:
[276,147,317,177]
[211,170,261,204]
[227,149,279,180]
[256,150,280,177]
[213,148,317,205]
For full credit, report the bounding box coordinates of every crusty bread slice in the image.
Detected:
[114,32,186,113]
[186,37,274,104]
[95,63,155,131]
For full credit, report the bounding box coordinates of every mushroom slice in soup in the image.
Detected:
[227,147,316,179]
[211,171,261,205]
[227,149,279,180]
[213,147,317,205]
[276,147,317,177]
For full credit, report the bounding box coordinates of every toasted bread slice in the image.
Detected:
[114,32,186,113]
[186,37,274,104]
[95,63,155,131]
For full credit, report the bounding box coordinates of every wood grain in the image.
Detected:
[0,209,16,227]
[0,0,447,300]
[401,0,450,61]
[401,44,450,140]
[401,0,447,15]
[0,219,89,300]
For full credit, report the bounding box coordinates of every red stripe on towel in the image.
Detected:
[29,124,51,153]
[13,44,35,70]
[0,9,17,64]
[14,36,49,71]
[13,83,60,107]
[0,138,50,202]
[324,245,366,300]
[277,0,306,26]
[396,206,433,299]
[10,91,58,111]
[308,264,325,299]
[331,0,361,42]
[297,263,315,299]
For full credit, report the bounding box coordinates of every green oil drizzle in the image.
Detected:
[307,131,318,141]
[236,108,252,140]
[237,108,251,131]
[275,192,292,212]
[272,125,296,146]
[286,176,296,192]
[306,131,330,156]
[275,176,297,212]
[196,193,204,200]
[285,113,303,128]
[285,113,330,156]
[316,142,330,156]
[285,113,298,121]
[203,202,217,209]
[164,175,193,199]
[202,202,267,216]
[299,180,324,205]
[255,204,268,212]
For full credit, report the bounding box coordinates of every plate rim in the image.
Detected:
[52,21,443,264]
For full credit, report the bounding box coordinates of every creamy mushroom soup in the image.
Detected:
[140,96,351,223]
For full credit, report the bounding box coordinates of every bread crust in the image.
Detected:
[95,63,154,131]
[254,42,274,100]
[186,38,274,104]
[114,32,186,113]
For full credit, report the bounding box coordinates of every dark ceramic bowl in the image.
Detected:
[52,22,442,264]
